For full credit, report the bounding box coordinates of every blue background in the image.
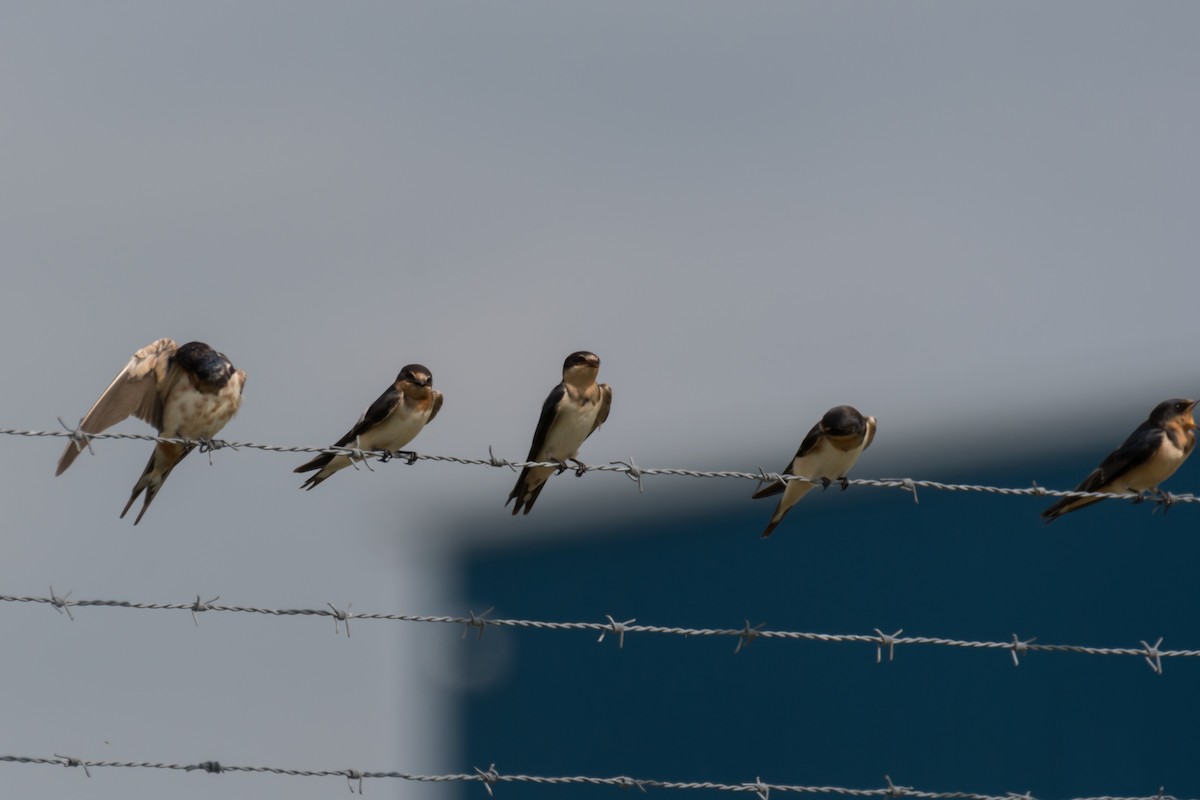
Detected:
[461,454,1200,798]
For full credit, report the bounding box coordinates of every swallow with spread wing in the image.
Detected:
[294,364,443,490]
[56,338,246,524]
[752,404,876,538]
[507,351,612,515]
[1042,398,1198,522]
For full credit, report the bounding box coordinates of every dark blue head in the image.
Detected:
[174,341,235,388]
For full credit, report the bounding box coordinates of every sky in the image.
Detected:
[0,3,1198,799]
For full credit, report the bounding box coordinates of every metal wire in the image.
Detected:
[2,426,1195,507]
[1,592,1188,673]
[0,754,1187,800]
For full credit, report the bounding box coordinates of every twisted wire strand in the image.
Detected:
[1,593,1191,671]
[1,426,1194,506]
[0,754,1187,800]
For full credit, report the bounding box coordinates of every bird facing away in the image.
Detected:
[1041,398,1198,523]
[751,404,877,538]
[294,364,443,490]
[507,351,612,515]
[56,338,246,524]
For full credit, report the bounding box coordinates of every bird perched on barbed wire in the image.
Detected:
[752,404,876,538]
[1041,398,1198,522]
[294,364,443,490]
[56,338,246,524]
[507,351,612,515]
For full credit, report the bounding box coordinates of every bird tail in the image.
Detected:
[120,443,191,525]
[506,466,551,515]
[1041,495,1104,523]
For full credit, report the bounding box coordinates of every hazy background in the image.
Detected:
[1,3,1198,799]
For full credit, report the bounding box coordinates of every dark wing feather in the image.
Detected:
[334,384,401,447]
[1079,422,1162,492]
[1041,422,1163,521]
[525,383,566,461]
[751,420,823,500]
[294,383,399,474]
[56,338,177,475]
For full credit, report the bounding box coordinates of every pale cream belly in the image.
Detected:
[162,383,242,439]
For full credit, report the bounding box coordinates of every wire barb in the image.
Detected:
[346,768,364,794]
[464,608,493,640]
[874,628,903,663]
[191,594,220,627]
[54,754,91,778]
[48,586,74,621]
[1009,634,1036,667]
[598,615,637,649]
[329,603,353,638]
[56,416,95,458]
[734,620,766,654]
[475,763,500,797]
[1141,637,1165,675]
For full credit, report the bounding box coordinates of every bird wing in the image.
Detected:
[589,384,612,436]
[1077,423,1162,492]
[334,383,401,448]
[56,338,178,475]
[525,383,566,461]
[427,391,444,425]
[752,420,823,499]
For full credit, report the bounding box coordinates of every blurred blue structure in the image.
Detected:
[456,451,1200,799]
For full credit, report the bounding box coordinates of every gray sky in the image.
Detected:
[2,3,1198,799]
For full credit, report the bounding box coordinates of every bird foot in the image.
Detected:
[838,477,850,491]
[1152,489,1175,515]
[571,459,588,477]
[553,459,570,475]
[396,450,419,465]
[820,477,832,490]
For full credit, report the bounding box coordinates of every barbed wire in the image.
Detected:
[0,754,1187,800]
[1,425,1195,508]
[1,592,1189,674]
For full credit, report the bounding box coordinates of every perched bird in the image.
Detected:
[1041,398,1198,522]
[507,351,612,515]
[751,405,876,538]
[294,364,443,490]
[56,338,246,524]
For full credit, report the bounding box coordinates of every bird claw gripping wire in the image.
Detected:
[191,594,220,627]
[874,628,903,663]
[475,764,500,797]
[570,458,588,477]
[58,416,96,457]
[463,608,493,640]
[1141,637,1165,675]
[598,615,636,649]
[398,450,419,465]
[1009,634,1036,667]
[734,620,766,654]
[1152,490,1176,515]
[329,602,353,638]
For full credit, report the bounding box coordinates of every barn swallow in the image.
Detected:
[751,405,877,538]
[1041,398,1198,522]
[56,338,246,524]
[294,364,443,490]
[507,351,612,515]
